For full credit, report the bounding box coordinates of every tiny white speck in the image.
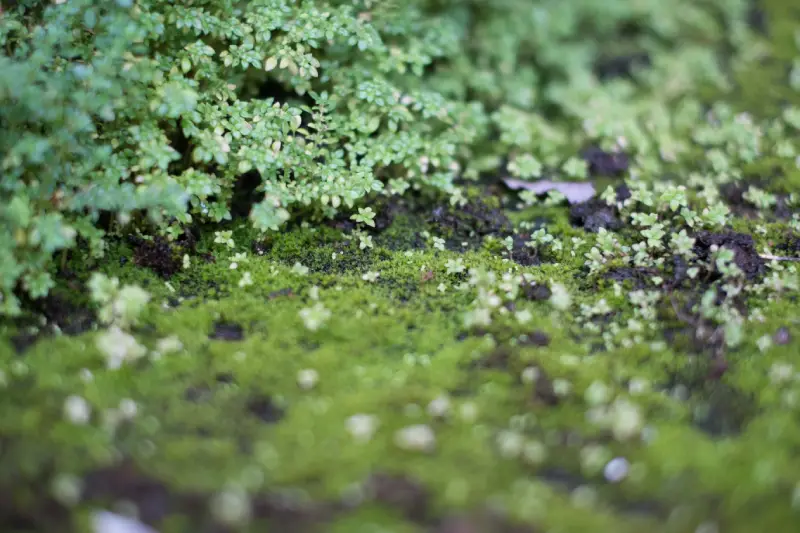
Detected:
[521,366,539,384]
[427,395,450,418]
[209,487,251,526]
[119,399,138,419]
[346,414,378,443]
[64,395,91,424]
[395,424,435,452]
[297,369,319,390]
[603,457,630,483]
[51,473,83,506]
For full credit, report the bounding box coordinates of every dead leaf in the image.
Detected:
[503,178,595,205]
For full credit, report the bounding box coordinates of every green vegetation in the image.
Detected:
[2,0,800,532]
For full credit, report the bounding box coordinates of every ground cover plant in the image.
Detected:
[2,0,800,531]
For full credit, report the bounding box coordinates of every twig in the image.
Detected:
[759,254,800,262]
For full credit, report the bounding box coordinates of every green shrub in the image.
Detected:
[0,0,753,314]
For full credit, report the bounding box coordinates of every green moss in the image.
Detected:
[4,1,800,532]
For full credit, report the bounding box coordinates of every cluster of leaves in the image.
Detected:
[0,0,756,313]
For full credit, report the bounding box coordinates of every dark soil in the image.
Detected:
[603,266,658,290]
[594,52,651,81]
[131,235,183,279]
[581,146,630,177]
[692,231,765,279]
[210,322,245,341]
[10,292,96,354]
[520,330,551,347]
[570,200,622,232]
[366,473,431,523]
[528,368,560,407]
[433,512,540,533]
[245,394,285,424]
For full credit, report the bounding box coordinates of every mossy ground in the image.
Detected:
[4,1,800,532]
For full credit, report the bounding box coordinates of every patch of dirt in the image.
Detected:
[83,461,178,526]
[433,513,540,533]
[468,346,513,371]
[246,394,285,424]
[509,234,541,266]
[747,0,768,35]
[520,280,551,301]
[520,331,551,347]
[130,235,183,279]
[366,473,430,523]
[427,198,513,250]
[603,266,658,290]
[528,368,560,407]
[268,288,294,300]
[81,459,340,532]
[210,322,244,341]
[11,291,96,354]
[0,468,73,533]
[594,52,651,81]
[691,382,758,437]
[581,146,630,177]
[537,467,586,491]
[692,231,765,280]
[569,200,621,232]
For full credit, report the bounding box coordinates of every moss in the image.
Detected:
[4,1,800,532]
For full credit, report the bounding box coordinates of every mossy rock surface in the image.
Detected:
[4,1,800,532]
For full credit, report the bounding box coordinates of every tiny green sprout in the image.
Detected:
[743,186,777,210]
[669,230,695,258]
[508,153,543,179]
[291,262,310,276]
[757,335,773,353]
[776,139,796,158]
[629,186,655,207]
[783,106,800,130]
[680,207,700,228]
[658,186,688,212]
[515,308,533,324]
[707,148,730,172]
[641,223,666,249]
[631,212,658,227]
[543,190,567,206]
[299,302,331,331]
[714,247,742,278]
[595,228,618,256]
[518,190,539,206]
[389,178,410,195]
[701,202,730,228]
[549,282,571,310]
[238,272,253,288]
[214,230,235,248]
[351,207,376,227]
[362,271,380,282]
[527,228,554,248]
[445,258,466,274]
[562,156,588,179]
[600,186,617,206]
[584,247,605,273]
